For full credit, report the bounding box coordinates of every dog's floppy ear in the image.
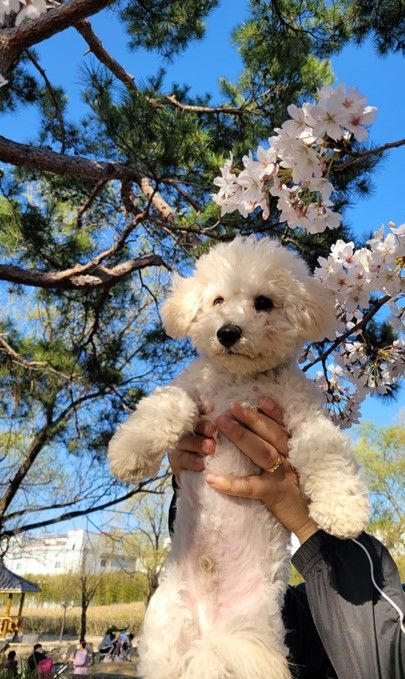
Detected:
[161,273,202,339]
[284,277,337,341]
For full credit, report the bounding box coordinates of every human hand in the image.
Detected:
[168,407,217,478]
[206,398,318,544]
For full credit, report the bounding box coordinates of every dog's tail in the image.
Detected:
[180,620,291,679]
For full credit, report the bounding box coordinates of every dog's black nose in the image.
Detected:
[216,324,242,348]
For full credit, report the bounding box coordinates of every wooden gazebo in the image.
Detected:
[0,563,40,638]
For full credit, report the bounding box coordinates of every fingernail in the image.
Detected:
[230,402,246,416]
[260,397,275,411]
[217,416,235,431]
[205,423,217,436]
[202,439,215,454]
[206,473,222,484]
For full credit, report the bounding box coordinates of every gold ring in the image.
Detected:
[263,455,283,474]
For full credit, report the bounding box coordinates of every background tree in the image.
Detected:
[110,477,171,604]
[0,0,403,549]
[355,421,405,574]
[134,483,170,604]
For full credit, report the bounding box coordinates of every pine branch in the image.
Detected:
[0,335,80,380]
[76,179,109,228]
[75,20,247,117]
[75,19,138,96]
[163,94,247,116]
[0,134,175,221]
[0,253,166,290]
[25,49,67,153]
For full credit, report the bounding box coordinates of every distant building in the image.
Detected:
[4,529,135,576]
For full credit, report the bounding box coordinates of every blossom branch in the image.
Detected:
[335,137,405,171]
[303,294,391,372]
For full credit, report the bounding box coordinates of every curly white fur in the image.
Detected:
[108,236,370,679]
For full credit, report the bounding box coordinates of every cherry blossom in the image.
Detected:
[213,84,377,234]
[0,0,54,27]
[310,222,404,423]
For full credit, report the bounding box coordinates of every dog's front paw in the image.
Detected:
[309,490,370,539]
[108,421,162,482]
[108,386,198,483]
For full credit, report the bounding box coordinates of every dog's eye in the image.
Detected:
[213,297,224,306]
[254,295,273,312]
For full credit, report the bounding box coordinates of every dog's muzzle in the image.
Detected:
[216,324,242,348]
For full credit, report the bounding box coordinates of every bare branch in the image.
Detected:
[2,474,169,538]
[0,385,113,519]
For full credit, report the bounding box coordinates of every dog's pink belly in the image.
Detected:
[173,473,286,633]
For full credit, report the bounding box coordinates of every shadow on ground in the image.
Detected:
[89,661,140,678]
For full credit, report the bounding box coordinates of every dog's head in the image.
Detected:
[161,236,336,374]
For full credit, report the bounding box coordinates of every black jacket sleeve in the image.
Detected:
[291,530,405,679]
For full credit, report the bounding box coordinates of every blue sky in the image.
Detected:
[3,0,402,428]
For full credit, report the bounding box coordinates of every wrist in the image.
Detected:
[294,518,319,545]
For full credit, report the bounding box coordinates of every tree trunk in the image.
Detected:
[59,605,68,643]
[146,571,159,605]
[80,590,87,641]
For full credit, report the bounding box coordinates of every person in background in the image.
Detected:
[98,630,116,661]
[116,631,128,661]
[27,643,47,673]
[118,632,135,661]
[72,640,90,675]
[0,649,18,677]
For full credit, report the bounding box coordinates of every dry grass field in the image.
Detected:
[15,602,145,637]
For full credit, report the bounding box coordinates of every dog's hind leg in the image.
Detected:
[138,577,196,679]
[179,621,292,679]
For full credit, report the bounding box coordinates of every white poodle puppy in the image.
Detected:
[108,236,369,679]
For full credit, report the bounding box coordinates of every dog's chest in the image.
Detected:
[195,372,279,417]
